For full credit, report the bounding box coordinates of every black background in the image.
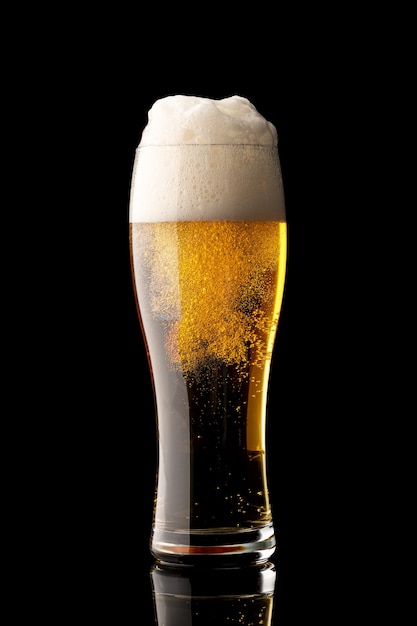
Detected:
[12,5,393,623]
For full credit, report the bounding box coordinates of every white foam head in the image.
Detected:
[139,95,278,146]
[129,95,285,222]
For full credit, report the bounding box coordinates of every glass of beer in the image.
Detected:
[129,95,287,565]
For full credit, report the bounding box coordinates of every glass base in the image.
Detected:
[151,523,276,566]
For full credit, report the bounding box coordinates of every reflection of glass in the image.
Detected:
[151,561,277,626]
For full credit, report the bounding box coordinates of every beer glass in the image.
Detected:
[129,139,286,565]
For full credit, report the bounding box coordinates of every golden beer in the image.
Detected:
[130,219,286,562]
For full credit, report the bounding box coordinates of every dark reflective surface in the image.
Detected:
[150,560,277,626]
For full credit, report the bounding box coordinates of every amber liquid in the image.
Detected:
[130,221,286,563]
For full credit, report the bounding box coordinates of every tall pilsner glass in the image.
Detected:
[129,118,286,565]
